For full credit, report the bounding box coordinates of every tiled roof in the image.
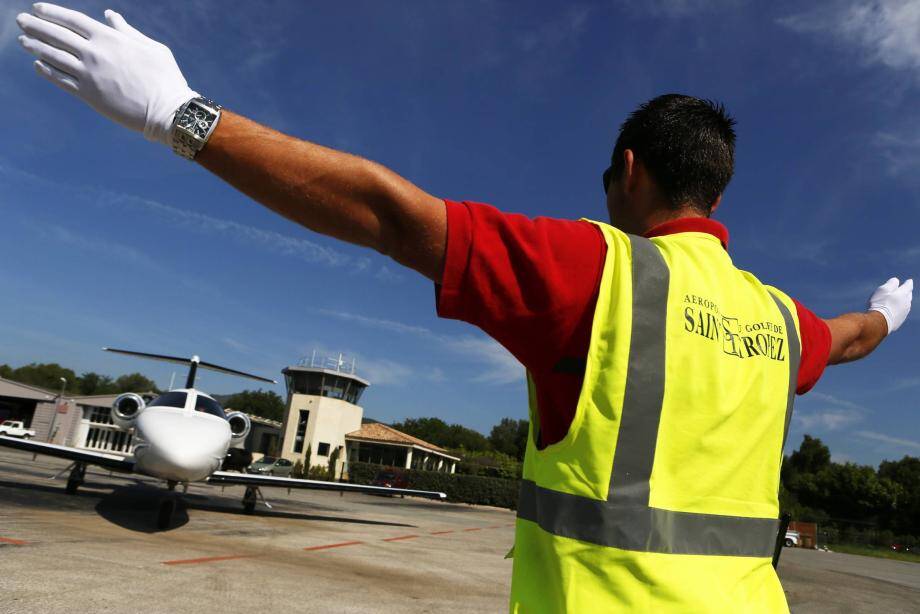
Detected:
[345,422,449,454]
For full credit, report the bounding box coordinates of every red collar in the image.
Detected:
[644,217,729,250]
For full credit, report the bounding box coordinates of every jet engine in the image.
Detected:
[226,411,251,442]
[111,392,146,430]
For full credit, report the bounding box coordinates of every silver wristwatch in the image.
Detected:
[170,97,222,160]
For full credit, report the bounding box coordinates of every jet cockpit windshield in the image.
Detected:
[194,394,226,419]
[147,391,188,410]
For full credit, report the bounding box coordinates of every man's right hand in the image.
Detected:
[16,3,197,145]
[868,277,913,335]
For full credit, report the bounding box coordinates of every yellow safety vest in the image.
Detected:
[509,221,800,613]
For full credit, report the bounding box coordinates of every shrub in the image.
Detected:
[347,461,519,509]
[307,464,333,480]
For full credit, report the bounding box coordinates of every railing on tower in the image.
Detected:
[298,351,358,376]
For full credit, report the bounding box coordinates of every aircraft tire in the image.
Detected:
[243,486,257,514]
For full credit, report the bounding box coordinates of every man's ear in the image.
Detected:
[710,194,722,216]
[622,149,638,193]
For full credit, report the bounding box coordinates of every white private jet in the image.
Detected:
[0,348,446,529]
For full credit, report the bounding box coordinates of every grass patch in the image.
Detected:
[826,543,920,564]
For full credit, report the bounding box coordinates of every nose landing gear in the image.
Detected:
[157,495,177,530]
[156,480,186,530]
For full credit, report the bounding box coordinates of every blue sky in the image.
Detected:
[1,0,919,466]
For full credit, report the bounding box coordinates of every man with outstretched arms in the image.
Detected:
[14,4,913,612]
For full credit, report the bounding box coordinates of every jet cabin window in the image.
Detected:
[194,395,225,419]
[147,392,188,409]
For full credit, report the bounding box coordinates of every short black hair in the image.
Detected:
[609,94,736,214]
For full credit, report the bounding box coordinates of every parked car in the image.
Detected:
[784,530,800,548]
[0,420,36,439]
[372,469,409,490]
[891,543,912,553]
[247,456,294,477]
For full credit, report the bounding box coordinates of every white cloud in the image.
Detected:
[794,409,862,431]
[793,392,866,431]
[374,265,404,284]
[0,162,386,273]
[886,375,920,392]
[855,430,920,451]
[95,190,351,269]
[221,337,252,353]
[618,0,746,18]
[317,310,430,337]
[357,357,414,386]
[441,335,524,385]
[874,129,920,175]
[36,223,170,276]
[317,310,523,386]
[515,6,591,53]
[779,1,920,73]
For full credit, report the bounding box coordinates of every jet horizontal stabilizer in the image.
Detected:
[102,347,277,386]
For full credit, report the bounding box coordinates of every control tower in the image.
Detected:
[279,352,369,476]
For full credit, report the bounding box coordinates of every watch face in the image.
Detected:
[180,103,217,139]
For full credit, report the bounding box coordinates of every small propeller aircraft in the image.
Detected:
[0,348,446,529]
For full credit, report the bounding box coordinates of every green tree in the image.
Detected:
[878,456,920,535]
[789,435,831,474]
[0,364,13,379]
[8,363,76,391]
[77,372,117,395]
[114,372,159,393]
[221,389,285,422]
[489,418,529,460]
[392,417,490,451]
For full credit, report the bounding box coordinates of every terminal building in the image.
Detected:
[278,353,458,479]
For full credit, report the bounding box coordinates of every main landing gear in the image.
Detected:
[50,462,86,495]
[242,486,272,514]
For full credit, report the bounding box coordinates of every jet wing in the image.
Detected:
[0,435,135,472]
[207,471,447,500]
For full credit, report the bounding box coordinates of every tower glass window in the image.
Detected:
[293,410,309,454]
[283,367,368,405]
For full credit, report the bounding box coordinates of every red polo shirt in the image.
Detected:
[436,200,832,448]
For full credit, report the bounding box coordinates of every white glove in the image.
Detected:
[868,277,913,334]
[16,3,198,145]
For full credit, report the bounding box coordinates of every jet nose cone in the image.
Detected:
[134,409,230,482]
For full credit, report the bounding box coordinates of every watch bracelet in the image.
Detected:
[171,97,222,160]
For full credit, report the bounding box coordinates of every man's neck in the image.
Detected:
[624,207,709,236]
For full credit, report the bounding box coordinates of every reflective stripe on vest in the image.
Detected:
[516,234,801,558]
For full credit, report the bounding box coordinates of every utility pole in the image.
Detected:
[46,377,67,443]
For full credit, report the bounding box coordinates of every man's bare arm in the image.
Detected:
[823,312,888,365]
[823,277,913,365]
[15,6,447,280]
[197,111,447,281]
